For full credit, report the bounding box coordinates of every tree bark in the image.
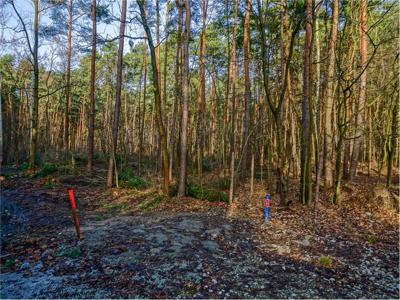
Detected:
[169,0,183,180]
[240,0,251,179]
[323,0,339,188]
[196,0,208,178]
[228,0,239,204]
[138,0,170,195]
[29,0,39,169]
[300,0,313,205]
[350,0,368,181]
[87,0,97,173]
[177,0,191,197]
[64,0,73,151]
[106,0,127,188]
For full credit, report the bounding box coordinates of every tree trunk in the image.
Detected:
[196,0,208,178]
[106,0,127,188]
[177,0,191,196]
[29,0,39,169]
[87,0,96,173]
[139,40,147,174]
[138,0,170,195]
[64,0,73,151]
[386,98,398,188]
[350,0,368,181]
[169,0,183,180]
[300,0,313,205]
[228,0,239,204]
[323,0,339,188]
[240,0,251,179]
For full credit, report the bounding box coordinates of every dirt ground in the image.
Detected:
[0,168,399,298]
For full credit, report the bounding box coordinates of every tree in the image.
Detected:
[349,0,368,181]
[177,0,191,197]
[196,0,208,178]
[323,0,339,188]
[300,0,313,205]
[64,0,73,151]
[106,0,127,188]
[240,0,251,179]
[228,0,238,204]
[87,0,97,173]
[137,0,170,195]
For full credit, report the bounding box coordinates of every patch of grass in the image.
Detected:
[4,259,15,268]
[139,194,165,211]
[58,247,81,259]
[19,162,29,171]
[318,256,333,268]
[43,177,56,189]
[119,168,148,189]
[35,163,58,178]
[95,213,105,221]
[104,202,131,213]
[365,234,379,244]
[187,182,229,203]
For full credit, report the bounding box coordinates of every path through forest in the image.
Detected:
[1,186,398,298]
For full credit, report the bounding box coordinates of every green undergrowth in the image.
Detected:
[58,246,81,259]
[318,256,333,268]
[139,194,167,211]
[34,163,58,178]
[187,182,229,203]
[103,202,131,213]
[119,168,148,189]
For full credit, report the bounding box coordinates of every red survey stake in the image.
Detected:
[68,189,83,240]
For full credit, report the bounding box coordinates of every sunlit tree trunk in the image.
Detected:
[138,0,170,195]
[228,0,239,204]
[87,0,96,173]
[107,0,127,187]
[300,0,313,205]
[240,0,251,179]
[178,0,191,196]
[324,0,339,188]
[29,0,39,169]
[196,0,208,178]
[64,0,73,151]
[350,0,368,181]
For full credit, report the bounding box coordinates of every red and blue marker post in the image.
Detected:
[264,194,271,224]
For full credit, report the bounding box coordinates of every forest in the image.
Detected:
[0,0,399,298]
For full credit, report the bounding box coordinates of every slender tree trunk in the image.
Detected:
[300,0,313,205]
[240,0,251,179]
[64,0,73,151]
[169,0,183,180]
[163,0,170,138]
[350,0,368,181]
[386,98,398,188]
[139,40,147,174]
[323,0,339,188]
[87,0,96,173]
[138,0,170,195]
[29,0,39,169]
[196,0,208,177]
[177,0,191,196]
[228,0,239,204]
[106,0,127,188]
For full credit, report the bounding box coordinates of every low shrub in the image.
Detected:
[318,256,333,268]
[35,163,58,178]
[119,168,148,189]
[187,183,229,203]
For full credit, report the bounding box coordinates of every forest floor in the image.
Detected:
[0,165,399,298]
